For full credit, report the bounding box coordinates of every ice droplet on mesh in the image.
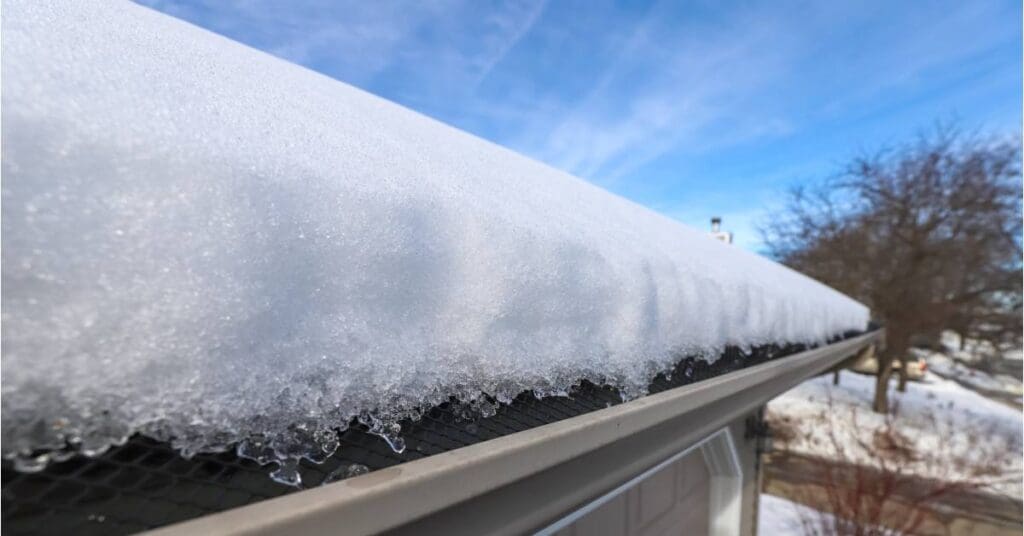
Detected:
[381,435,406,455]
[270,460,303,487]
[324,463,370,484]
[2,0,870,480]
[359,416,406,454]
[13,455,48,473]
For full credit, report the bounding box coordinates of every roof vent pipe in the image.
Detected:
[709,217,733,245]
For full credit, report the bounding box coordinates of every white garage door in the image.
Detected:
[538,429,742,536]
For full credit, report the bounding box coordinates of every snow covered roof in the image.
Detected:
[1,0,869,474]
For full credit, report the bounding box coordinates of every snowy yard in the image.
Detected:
[917,349,1023,398]
[759,493,834,535]
[767,368,1023,499]
[908,333,1024,401]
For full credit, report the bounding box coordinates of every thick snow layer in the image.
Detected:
[1,1,868,475]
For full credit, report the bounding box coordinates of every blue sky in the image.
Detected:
[139,0,1021,251]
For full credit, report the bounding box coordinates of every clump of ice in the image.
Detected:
[1,0,869,478]
[323,463,370,485]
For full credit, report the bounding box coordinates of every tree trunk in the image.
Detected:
[896,356,909,392]
[833,370,840,385]
[872,340,897,414]
[873,364,892,413]
[875,333,908,413]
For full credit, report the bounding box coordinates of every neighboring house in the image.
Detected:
[847,345,927,381]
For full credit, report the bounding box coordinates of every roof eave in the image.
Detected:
[145,329,883,536]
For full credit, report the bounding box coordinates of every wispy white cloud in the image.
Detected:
[503,1,803,184]
[504,0,1018,185]
[137,0,444,84]
[469,0,548,90]
[136,0,548,97]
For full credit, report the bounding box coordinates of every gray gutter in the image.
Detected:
[146,330,883,536]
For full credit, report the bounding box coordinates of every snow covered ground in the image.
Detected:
[768,370,1023,499]
[915,349,1023,397]
[2,1,868,478]
[759,493,835,535]
[939,331,1021,364]
[912,332,1024,399]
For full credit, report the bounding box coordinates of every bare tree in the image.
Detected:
[762,126,1021,412]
